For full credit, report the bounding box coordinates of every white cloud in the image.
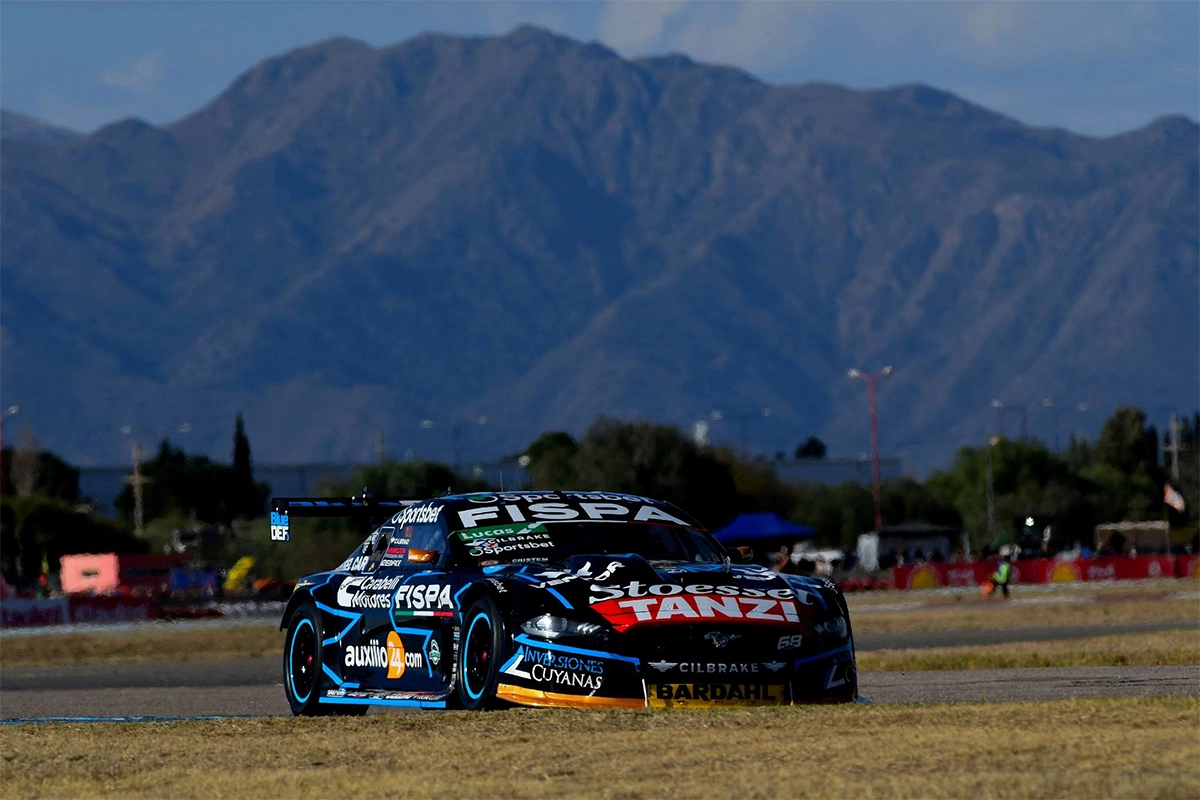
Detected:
[672,3,814,74]
[101,51,166,93]
[598,0,691,54]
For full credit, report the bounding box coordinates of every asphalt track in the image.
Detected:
[2,622,1197,719]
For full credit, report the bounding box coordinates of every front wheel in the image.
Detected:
[456,596,508,710]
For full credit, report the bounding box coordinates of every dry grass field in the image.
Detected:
[2,586,1196,669]
[857,628,1200,671]
[850,598,1200,633]
[1,698,1196,799]
[0,621,284,668]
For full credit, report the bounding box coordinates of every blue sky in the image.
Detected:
[1,1,1197,137]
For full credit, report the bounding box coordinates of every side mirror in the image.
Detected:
[733,546,755,564]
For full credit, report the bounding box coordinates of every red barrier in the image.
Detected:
[1,598,70,627]
[1176,555,1199,579]
[894,555,1188,589]
[68,595,152,624]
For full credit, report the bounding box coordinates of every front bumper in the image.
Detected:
[497,627,857,709]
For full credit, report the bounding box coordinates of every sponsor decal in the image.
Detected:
[344,633,424,675]
[649,684,786,707]
[393,583,454,618]
[486,578,508,593]
[467,533,554,558]
[824,660,854,691]
[379,557,408,568]
[270,511,290,542]
[429,639,441,667]
[336,555,371,573]
[588,582,802,631]
[1050,562,1081,583]
[455,502,689,530]
[389,505,442,525]
[907,565,941,590]
[647,661,776,674]
[503,645,604,691]
[337,576,402,609]
[455,523,548,542]
[777,634,804,650]
[705,631,742,648]
[386,544,407,556]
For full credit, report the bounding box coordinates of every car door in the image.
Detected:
[363,517,455,693]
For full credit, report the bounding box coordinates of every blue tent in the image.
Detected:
[713,512,815,544]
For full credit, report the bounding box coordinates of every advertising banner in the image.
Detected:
[893,555,1186,590]
[1,597,70,627]
[68,595,152,624]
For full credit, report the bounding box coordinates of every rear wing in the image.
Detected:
[269,493,421,542]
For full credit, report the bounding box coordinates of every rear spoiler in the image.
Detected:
[269,493,421,542]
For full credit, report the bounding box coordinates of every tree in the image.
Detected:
[0,439,80,503]
[231,413,266,519]
[566,417,741,530]
[794,437,827,459]
[523,431,578,489]
[1094,406,1159,479]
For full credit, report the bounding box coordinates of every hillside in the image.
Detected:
[1,26,1197,471]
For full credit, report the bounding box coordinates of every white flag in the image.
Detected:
[1164,483,1186,513]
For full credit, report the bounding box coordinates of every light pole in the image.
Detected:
[1044,400,1088,453]
[0,405,19,497]
[848,366,893,532]
[985,435,1001,545]
[120,422,190,537]
[421,417,488,475]
[710,407,772,457]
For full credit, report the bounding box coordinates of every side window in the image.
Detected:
[405,522,447,566]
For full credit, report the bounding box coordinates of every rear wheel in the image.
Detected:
[456,596,508,710]
[283,601,367,716]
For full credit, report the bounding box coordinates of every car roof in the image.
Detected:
[389,491,704,532]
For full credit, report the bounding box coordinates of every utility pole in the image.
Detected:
[124,440,151,538]
[849,366,894,532]
[1164,412,1183,482]
[0,406,19,497]
[986,436,1000,544]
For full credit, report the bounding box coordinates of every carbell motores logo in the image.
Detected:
[337,576,401,609]
[344,631,423,679]
[270,511,289,541]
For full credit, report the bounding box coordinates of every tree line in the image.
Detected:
[1,405,1195,584]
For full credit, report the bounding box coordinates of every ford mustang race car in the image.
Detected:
[273,491,858,714]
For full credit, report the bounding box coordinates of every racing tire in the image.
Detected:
[283,601,367,717]
[456,595,508,711]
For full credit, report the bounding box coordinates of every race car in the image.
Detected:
[273,490,858,714]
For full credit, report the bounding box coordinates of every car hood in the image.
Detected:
[489,554,840,633]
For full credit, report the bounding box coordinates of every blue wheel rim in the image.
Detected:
[463,613,492,701]
[289,618,316,704]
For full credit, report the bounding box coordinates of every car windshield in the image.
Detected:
[450,522,727,566]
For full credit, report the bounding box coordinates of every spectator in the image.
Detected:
[984,554,1013,599]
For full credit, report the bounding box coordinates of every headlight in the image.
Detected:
[815,617,848,640]
[520,614,603,640]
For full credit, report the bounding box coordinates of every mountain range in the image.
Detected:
[2,26,1197,473]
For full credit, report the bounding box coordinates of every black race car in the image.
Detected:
[273,491,858,714]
